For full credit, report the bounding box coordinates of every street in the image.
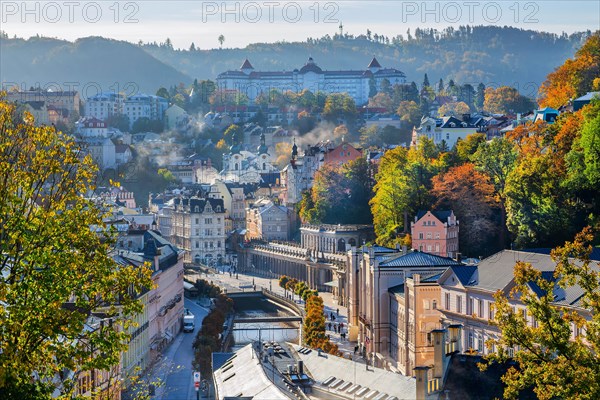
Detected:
[154,298,209,400]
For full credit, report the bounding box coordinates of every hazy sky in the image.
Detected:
[2,1,598,49]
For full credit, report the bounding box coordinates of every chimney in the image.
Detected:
[431,329,446,378]
[414,366,430,400]
[455,252,462,263]
[402,245,408,254]
[413,274,421,284]
[462,113,471,122]
[297,360,304,375]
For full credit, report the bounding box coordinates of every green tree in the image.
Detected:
[566,99,600,189]
[0,98,153,397]
[472,137,518,246]
[322,93,357,123]
[475,82,486,110]
[396,100,421,128]
[423,73,430,88]
[485,227,600,400]
[105,114,130,132]
[156,87,170,100]
[455,132,486,163]
[380,78,392,95]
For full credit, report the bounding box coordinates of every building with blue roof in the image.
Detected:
[346,244,465,374]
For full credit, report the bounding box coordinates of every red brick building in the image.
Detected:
[411,210,459,258]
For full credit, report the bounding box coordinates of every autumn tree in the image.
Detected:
[370,138,441,246]
[0,97,153,397]
[539,32,600,109]
[209,89,248,107]
[396,100,421,128]
[368,92,393,111]
[322,93,357,124]
[431,163,500,256]
[484,86,536,114]
[299,158,372,225]
[486,227,600,400]
[438,101,470,117]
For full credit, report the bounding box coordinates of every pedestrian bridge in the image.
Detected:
[233,316,303,323]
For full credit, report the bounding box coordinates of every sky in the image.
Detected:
[1,1,599,49]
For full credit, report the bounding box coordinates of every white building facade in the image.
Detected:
[217,57,406,106]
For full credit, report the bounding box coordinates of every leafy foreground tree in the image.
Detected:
[0,98,153,398]
[485,227,600,400]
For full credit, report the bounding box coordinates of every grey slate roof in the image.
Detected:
[416,210,453,222]
[379,251,462,268]
[447,265,477,285]
[461,250,598,309]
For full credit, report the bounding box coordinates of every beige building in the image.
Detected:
[245,198,290,241]
[389,273,443,376]
[437,250,595,356]
[170,196,226,265]
[346,246,462,373]
[208,180,247,231]
[7,89,80,115]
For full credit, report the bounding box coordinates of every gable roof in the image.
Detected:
[416,210,453,223]
[446,265,478,285]
[367,57,382,68]
[240,59,254,69]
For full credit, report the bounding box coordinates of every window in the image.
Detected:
[432,300,437,309]
[419,233,424,239]
[478,300,484,318]
[423,300,430,310]
[426,233,432,239]
[435,233,440,239]
[468,298,474,315]
[457,296,462,313]
[445,293,450,310]
[477,336,484,352]
[489,304,494,321]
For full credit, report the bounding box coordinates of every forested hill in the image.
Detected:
[142,26,591,90]
[0,36,191,94]
[0,26,592,95]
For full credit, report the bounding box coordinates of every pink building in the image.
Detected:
[323,142,362,167]
[411,210,459,258]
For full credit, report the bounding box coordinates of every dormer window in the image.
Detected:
[450,122,456,127]
[216,206,222,212]
[194,206,199,212]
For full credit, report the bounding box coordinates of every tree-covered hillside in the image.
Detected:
[142,26,591,91]
[0,35,191,94]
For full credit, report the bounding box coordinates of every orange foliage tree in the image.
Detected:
[539,32,600,109]
[431,163,500,256]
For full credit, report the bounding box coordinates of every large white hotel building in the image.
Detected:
[216,57,406,105]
